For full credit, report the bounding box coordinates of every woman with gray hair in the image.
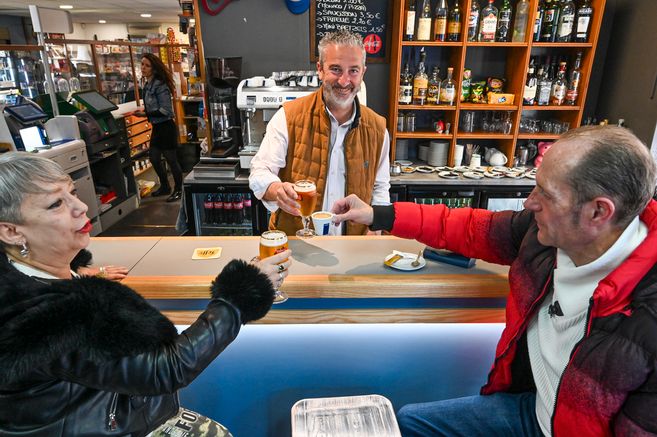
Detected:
[0,152,291,436]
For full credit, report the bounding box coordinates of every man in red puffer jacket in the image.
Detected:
[332,125,657,437]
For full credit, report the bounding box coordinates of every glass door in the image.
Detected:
[94,43,135,105]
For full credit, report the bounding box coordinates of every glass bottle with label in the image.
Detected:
[405,0,417,41]
[496,0,512,42]
[412,48,428,105]
[574,0,593,42]
[434,0,449,41]
[427,66,442,105]
[540,0,561,42]
[512,0,530,42]
[399,63,413,105]
[533,0,546,42]
[565,52,582,105]
[440,67,456,105]
[447,1,462,41]
[536,64,551,106]
[417,0,433,41]
[523,60,538,105]
[467,1,480,42]
[556,0,575,42]
[478,0,499,42]
[550,61,568,105]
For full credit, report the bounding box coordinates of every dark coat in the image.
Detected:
[0,251,275,436]
[390,200,657,436]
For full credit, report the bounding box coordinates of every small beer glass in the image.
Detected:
[294,180,317,238]
[259,230,289,303]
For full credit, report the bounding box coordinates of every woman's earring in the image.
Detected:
[19,241,29,258]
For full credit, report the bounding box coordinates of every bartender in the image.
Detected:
[248,29,390,236]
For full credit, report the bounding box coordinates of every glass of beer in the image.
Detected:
[294,179,317,238]
[259,230,289,303]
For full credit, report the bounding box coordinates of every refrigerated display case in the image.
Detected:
[0,47,45,98]
[183,179,268,236]
[479,187,533,212]
[407,186,479,209]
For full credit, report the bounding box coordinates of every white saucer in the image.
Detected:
[396,160,413,166]
[438,171,459,179]
[463,171,484,180]
[384,251,426,271]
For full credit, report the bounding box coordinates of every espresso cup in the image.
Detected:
[311,211,334,236]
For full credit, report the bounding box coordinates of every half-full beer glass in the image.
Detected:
[294,180,317,238]
[259,230,289,303]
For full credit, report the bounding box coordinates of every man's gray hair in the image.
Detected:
[318,29,366,67]
[560,125,656,227]
[0,152,70,224]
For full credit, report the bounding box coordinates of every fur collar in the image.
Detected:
[0,253,177,386]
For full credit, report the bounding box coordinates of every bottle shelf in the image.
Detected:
[521,105,581,111]
[460,103,518,111]
[396,132,453,139]
[398,104,457,111]
[517,134,561,140]
[466,42,528,47]
[531,42,593,48]
[134,164,152,177]
[402,41,462,47]
[457,132,514,139]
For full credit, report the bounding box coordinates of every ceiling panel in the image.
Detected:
[0,0,181,24]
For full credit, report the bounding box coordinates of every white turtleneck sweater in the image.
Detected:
[527,216,648,436]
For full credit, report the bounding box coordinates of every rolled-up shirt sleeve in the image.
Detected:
[248,108,289,212]
[371,129,391,206]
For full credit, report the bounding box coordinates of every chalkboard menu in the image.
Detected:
[310,0,390,63]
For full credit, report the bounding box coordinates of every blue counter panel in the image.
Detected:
[178,323,504,437]
[151,297,508,311]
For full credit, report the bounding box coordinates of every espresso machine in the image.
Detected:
[205,57,242,158]
[236,71,320,170]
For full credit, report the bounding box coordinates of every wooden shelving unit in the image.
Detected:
[388,0,607,166]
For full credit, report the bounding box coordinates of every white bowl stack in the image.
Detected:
[428,141,449,166]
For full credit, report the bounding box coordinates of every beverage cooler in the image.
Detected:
[184,184,269,236]
[407,186,479,208]
[479,188,533,212]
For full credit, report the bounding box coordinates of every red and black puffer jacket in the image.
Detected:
[390,200,657,436]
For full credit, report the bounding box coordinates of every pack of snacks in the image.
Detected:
[486,77,505,94]
[487,92,515,105]
[470,81,486,103]
[461,69,472,102]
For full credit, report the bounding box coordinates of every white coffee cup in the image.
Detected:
[470,153,481,168]
[311,211,334,236]
[453,144,464,167]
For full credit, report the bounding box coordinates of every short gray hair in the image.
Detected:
[318,29,366,67]
[560,125,656,227]
[0,152,70,224]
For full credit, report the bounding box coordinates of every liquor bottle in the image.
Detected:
[540,0,560,42]
[447,2,462,41]
[550,61,568,105]
[467,1,480,42]
[574,0,593,42]
[434,0,449,41]
[427,66,442,105]
[440,67,456,105]
[412,48,428,105]
[556,0,576,42]
[243,192,252,222]
[533,0,545,42]
[565,52,582,105]
[512,0,530,42]
[233,193,244,225]
[417,0,433,41]
[536,64,551,106]
[405,0,417,41]
[204,193,214,224]
[399,63,413,105]
[523,60,538,105]
[213,193,224,224]
[478,0,498,42]
[496,0,513,42]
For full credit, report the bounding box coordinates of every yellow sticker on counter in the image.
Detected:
[192,247,222,260]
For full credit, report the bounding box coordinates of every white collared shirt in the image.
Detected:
[249,102,390,235]
[8,255,79,279]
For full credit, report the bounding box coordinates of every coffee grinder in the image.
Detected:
[205,57,242,158]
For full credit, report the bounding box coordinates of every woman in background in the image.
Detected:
[136,53,183,202]
[0,152,291,436]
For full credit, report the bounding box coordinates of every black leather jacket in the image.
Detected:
[0,253,274,436]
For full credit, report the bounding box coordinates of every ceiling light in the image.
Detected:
[140,13,152,18]
[59,5,73,9]
[98,20,107,24]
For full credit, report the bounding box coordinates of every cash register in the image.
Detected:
[3,100,50,151]
[71,90,121,155]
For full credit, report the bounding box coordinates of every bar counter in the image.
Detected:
[88,235,509,324]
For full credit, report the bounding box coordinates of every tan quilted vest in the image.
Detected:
[269,89,386,235]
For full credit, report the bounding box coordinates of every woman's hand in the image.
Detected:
[250,249,292,289]
[78,265,129,281]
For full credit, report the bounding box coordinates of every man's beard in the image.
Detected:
[323,81,360,110]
